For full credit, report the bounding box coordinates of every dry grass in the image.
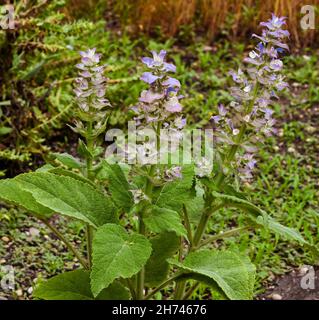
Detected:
[114,0,319,47]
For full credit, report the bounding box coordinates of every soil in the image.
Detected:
[260,267,319,300]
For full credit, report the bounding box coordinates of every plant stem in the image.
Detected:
[136,214,146,300]
[40,218,89,270]
[198,226,249,248]
[192,204,224,249]
[183,204,193,246]
[144,274,184,300]
[136,122,161,299]
[174,280,186,300]
[86,225,93,269]
[85,121,94,268]
[125,279,137,300]
[183,282,200,300]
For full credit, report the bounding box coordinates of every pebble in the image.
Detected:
[1,236,10,243]
[27,287,33,294]
[0,259,6,264]
[287,147,296,154]
[305,126,316,134]
[29,227,40,238]
[15,289,23,297]
[271,293,283,300]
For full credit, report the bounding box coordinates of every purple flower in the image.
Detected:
[140,72,160,84]
[218,104,227,117]
[73,48,110,137]
[212,14,290,181]
[141,50,166,67]
[164,96,182,113]
[163,63,176,73]
[174,116,186,129]
[162,77,181,88]
[165,166,183,181]
[141,50,176,73]
[270,59,283,71]
[79,48,101,65]
[260,14,287,31]
[139,90,164,104]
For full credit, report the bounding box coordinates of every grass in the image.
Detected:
[0,33,318,299]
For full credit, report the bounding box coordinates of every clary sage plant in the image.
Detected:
[0,15,312,300]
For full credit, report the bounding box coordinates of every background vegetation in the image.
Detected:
[0,0,318,299]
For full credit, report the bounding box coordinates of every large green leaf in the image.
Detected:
[154,165,194,212]
[256,215,308,245]
[212,191,263,215]
[51,152,83,169]
[15,172,117,228]
[169,250,256,300]
[101,162,133,212]
[145,232,179,287]
[144,206,187,238]
[213,191,308,245]
[46,167,95,187]
[91,224,152,297]
[0,178,53,217]
[33,269,130,300]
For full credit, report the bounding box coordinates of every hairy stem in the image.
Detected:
[198,226,249,248]
[192,204,224,249]
[136,214,146,300]
[85,121,94,268]
[40,218,89,270]
[145,274,184,300]
[183,282,200,300]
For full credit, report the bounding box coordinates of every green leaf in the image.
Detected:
[47,168,95,187]
[0,126,13,136]
[91,224,152,297]
[185,185,205,223]
[0,178,53,217]
[212,191,263,215]
[52,152,83,169]
[256,216,308,245]
[213,191,308,245]
[154,165,194,212]
[77,139,92,158]
[144,206,187,238]
[145,232,180,287]
[101,161,133,211]
[15,172,117,228]
[169,250,256,300]
[33,270,130,300]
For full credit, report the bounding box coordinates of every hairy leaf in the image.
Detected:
[33,269,130,300]
[213,191,308,244]
[169,250,256,300]
[256,216,308,244]
[52,152,83,169]
[154,165,194,212]
[145,232,180,287]
[0,178,53,217]
[144,206,187,238]
[101,161,133,211]
[15,172,117,227]
[91,224,152,297]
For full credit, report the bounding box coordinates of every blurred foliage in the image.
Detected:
[113,0,319,48]
[0,0,141,177]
